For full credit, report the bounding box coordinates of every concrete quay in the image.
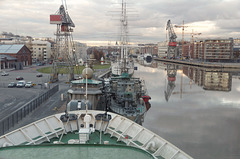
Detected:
[154,58,240,69]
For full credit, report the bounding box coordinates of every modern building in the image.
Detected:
[0,44,32,69]
[157,41,168,58]
[193,39,233,62]
[203,39,233,62]
[31,40,52,62]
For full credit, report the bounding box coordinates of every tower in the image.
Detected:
[50,3,76,82]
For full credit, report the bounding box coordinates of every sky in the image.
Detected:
[0,0,240,45]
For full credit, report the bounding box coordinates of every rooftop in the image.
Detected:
[0,44,24,54]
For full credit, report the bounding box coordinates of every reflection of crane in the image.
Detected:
[50,1,76,82]
[164,64,177,102]
[173,70,204,99]
[166,20,177,58]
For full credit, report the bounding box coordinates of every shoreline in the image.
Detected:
[154,58,240,69]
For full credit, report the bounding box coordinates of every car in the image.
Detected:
[25,81,33,88]
[16,81,26,88]
[36,73,43,77]
[8,82,16,88]
[16,76,24,80]
[1,71,9,76]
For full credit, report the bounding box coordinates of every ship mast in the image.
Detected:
[120,0,129,73]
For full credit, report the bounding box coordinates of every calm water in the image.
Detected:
[135,60,240,159]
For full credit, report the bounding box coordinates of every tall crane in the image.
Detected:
[174,20,188,59]
[175,21,205,59]
[50,1,76,82]
[166,20,177,59]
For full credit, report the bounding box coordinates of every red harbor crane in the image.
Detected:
[50,1,76,82]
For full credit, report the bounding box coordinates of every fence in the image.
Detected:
[0,85,59,136]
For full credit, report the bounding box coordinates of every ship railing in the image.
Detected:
[105,114,194,159]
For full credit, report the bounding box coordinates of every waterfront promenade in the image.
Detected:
[154,58,240,69]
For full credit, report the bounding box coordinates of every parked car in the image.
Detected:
[36,73,43,77]
[1,71,9,76]
[25,81,33,88]
[16,76,24,80]
[8,82,16,88]
[16,81,26,88]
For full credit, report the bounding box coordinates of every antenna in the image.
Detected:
[85,63,88,114]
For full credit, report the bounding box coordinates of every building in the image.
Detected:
[157,41,168,58]
[139,44,158,56]
[194,41,204,60]
[31,40,52,62]
[0,44,32,69]
[204,39,233,62]
[74,41,87,61]
[0,54,17,70]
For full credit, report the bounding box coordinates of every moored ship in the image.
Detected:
[0,109,193,159]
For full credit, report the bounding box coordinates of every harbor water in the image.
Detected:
[135,61,240,159]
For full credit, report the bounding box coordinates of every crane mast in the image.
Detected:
[166,20,177,59]
[50,2,76,82]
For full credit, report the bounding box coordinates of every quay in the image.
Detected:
[154,58,240,69]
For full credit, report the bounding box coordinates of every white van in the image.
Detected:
[16,81,26,88]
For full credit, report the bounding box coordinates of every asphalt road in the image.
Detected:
[0,66,70,128]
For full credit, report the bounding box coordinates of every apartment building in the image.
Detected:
[139,44,158,56]
[204,39,233,62]
[31,40,52,62]
[157,41,168,58]
[191,39,233,62]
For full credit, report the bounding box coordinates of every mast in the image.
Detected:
[120,0,129,73]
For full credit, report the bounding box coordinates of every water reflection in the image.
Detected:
[162,62,236,102]
[134,60,240,159]
[182,66,232,92]
[165,64,177,101]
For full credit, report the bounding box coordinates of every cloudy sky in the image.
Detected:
[0,0,240,45]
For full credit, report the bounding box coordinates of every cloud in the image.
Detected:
[0,0,239,44]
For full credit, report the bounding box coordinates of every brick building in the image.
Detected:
[0,44,32,69]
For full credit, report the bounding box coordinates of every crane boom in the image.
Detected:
[166,20,177,43]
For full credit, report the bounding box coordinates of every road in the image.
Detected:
[0,65,70,129]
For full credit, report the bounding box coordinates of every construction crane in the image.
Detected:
[166,20,177,59]
[174,20,188,59]
[190,29,201,44]
[50,1,77,82]
[175,21,205,59]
